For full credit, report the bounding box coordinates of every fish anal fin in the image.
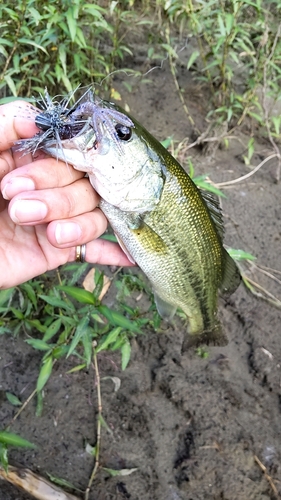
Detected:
[220,248,241,296]
[154,293,177,321]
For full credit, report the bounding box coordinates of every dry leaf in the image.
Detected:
[82,268,111,301]
[0,465,80,500]
[102,376,121,392]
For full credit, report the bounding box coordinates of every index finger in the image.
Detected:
[0,100,39,151]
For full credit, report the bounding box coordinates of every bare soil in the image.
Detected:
[1,53,281,500]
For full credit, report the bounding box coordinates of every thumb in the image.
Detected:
[0,101,39,151]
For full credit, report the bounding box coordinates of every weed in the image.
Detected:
[156,0,281,168]
[0,265,145,405]
[0,0,143,100]
[0,430,36,472]
[195,347,209,359]
[0,264,147,493]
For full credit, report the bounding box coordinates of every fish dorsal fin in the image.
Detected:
[200,190,241,294]
[200,189,224,240]
[220,248,241,295]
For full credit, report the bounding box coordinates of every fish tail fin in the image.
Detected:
[182,319,228,352]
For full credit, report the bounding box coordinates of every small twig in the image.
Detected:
[216,154,279,187]
[199,441,221,452]
[5,389,37,430]
[0,465,80,500]
[56,268,63,286]
[254,455,279,498]
[111,266,124,279]
[249,261,281,287]
[0,28,21,83]
[185,131,241,151]
[242,275,281,309]
[258,264,281,277]
[84,346,102,500]
[5,319,75,428]
[165,26,201,135]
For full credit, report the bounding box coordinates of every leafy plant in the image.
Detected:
[156,0,281,166]
[0,264,148,403]
[0,264,149,490]
[195,347,209,359]
[0,431,36,472]
[0,0,143,100]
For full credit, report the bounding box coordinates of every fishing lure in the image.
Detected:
[16,87,90,155]
[16,87,134,156]
[34,89,87,140]
[69,91,134,149]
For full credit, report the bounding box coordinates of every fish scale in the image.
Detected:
[100,155,225,335]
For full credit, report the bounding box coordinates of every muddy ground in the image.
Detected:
[1,45,281,500]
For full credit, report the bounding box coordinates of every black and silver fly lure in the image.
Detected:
[16,86,134,156]
[16,87,92,155]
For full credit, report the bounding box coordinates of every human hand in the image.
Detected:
[0,101,132,289]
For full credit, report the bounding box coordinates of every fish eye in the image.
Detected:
[115,124,132,141]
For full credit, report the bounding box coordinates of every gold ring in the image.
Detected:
[75,244,86,263]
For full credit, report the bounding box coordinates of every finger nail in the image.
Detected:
[2,177,35,200]
[10,199,48,223]
[55,222,82,245]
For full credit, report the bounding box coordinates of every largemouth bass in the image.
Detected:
[24,92,241,340]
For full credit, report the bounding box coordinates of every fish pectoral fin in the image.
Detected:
[129,219,167,255]
[115,233,136,264]
[126,213,143,230]
[220,248,241,295]
[154,292,177,321]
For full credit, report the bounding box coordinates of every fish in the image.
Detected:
[21,91,241,342]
